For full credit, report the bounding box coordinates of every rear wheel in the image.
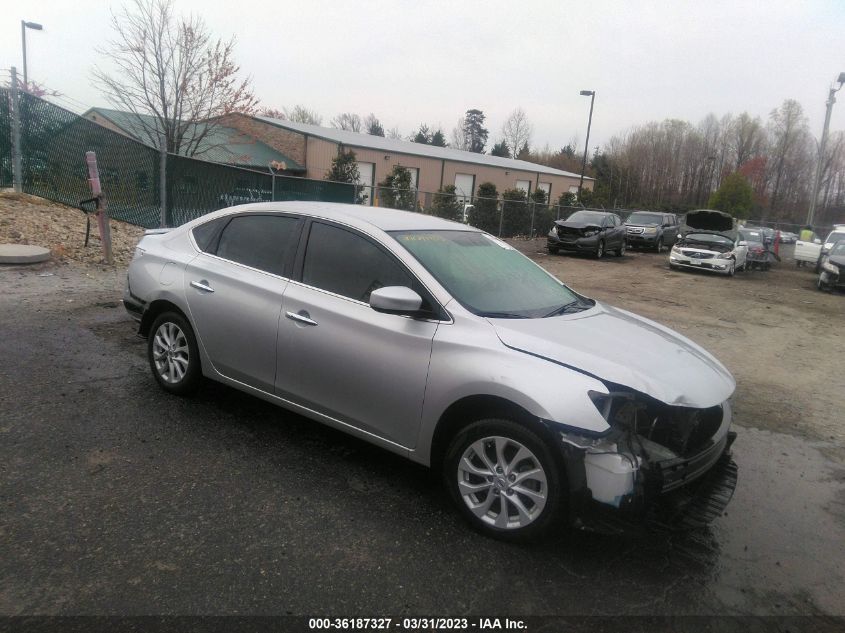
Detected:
[595,240,605,259]
[615,240,626,257]
[148,312,202,396]
[443,419,563,542]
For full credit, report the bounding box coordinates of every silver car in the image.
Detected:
[124,202,738,540]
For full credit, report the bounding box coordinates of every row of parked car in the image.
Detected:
[547,209,842,287]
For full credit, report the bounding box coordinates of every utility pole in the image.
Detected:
[578,90,596,200]
[807,72,845,226]
[21,20,43,90]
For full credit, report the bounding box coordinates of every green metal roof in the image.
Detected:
[86,108,304,172]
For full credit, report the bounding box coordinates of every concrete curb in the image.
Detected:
[0,244,52,264]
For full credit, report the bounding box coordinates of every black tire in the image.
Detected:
[548,246,559,255]
[595,240,605,259]
[727,259,736,277]
[147,311,202,396]
[655,236,664,253]
[443,418,564,542]
[615,240,626,257]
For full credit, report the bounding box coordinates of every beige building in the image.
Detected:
[219,114,593,204]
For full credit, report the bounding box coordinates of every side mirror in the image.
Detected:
[814,238,822,244]
[369,286,423,315]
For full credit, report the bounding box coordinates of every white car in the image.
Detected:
[670,233,748,275]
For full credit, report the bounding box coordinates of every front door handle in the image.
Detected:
[286,311,318,326]
[190,280,215,293]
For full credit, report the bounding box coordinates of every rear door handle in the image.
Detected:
[286,311,318,326]
[190,280,215,293]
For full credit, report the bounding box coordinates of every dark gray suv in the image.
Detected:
[625,211,679,252]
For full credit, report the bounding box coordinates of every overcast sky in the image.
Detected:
[3,0,845,152]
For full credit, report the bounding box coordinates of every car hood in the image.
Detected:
[827,255,845,267]
[489,303,735,408]
[554,220,602,230]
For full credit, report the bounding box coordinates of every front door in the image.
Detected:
[276,221,439,448]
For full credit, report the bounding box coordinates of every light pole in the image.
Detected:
[807,72,845,226]
[578,90,595,200]
[21,20,43,90]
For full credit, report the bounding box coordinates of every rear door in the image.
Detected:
[277,221,441,448]
[184,213,302,392]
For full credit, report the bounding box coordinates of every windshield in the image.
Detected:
[565,210,607,224]
[392,230,588,318]
[830,241,845,256]
[627,212,663,225]
[683,232,734,248]
[825,231,845,244]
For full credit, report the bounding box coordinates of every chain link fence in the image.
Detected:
[0,88,359,228]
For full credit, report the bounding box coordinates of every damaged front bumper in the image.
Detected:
[557,399,738,532]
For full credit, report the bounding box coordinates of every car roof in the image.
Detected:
[195,201,481,233]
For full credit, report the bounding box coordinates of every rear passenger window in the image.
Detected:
[192,217,227,252]
[216,215,301,276]
[302,223,414,303]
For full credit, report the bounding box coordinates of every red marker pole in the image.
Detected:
[85,151,113,264]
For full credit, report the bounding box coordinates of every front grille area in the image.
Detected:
[680,249,715,259]
[627,227,644,234]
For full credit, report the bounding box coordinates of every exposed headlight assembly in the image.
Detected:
[822,261,839,274]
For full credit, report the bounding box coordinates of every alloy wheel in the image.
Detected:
[152,322,190,384]
[457,436,548,530]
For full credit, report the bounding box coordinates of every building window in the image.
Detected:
[357,162,375,205]
[516,180,531,195]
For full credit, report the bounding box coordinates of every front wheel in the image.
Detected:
[547,246,559,255]
[148,312,202,396]
[595,240,605,259]
[615,240,626,257]
[443,419,564,542]
[727,260,736,276]
[655,236,664,253]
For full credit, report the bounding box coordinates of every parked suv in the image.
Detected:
[547,210,627,258]
[624,211,679,252]
[125,202,737,540]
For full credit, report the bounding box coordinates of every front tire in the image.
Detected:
[615,240,626,257]
[727,260,736,276]
[148,312,202,396]
[547,246,559,255]
[595,240,605,259]
[655,236,664,253]
[443,419,563,542]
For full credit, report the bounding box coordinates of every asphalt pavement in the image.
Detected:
[1,263,844,617]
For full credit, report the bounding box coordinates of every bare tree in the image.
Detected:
[501,108,533,158]
[331,112,362,132]
[282,105,323,125]
[386,126,404,140]
[450,117,470,151]
[92,0,257,225]
[767,99,810,212]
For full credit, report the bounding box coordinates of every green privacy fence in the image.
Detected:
[0,89,11,187]
[0,89,358,228]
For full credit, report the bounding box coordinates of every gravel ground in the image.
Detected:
[0,191,144,268]
[1,201,844,618]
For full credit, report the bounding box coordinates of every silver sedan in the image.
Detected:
[124,202,738,540]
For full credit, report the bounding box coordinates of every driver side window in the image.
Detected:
[302,222,415,303]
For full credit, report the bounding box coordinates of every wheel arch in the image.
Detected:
[428,394,555,473]
[139,299,191,338]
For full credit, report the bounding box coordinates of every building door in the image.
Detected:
[454,173,475,202]
[357,162,375,205]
